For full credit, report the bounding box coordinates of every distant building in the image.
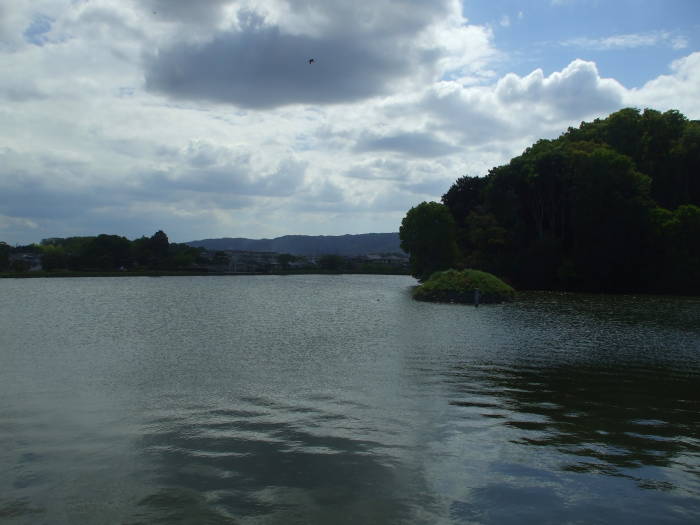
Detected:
[364,253,409,267]
[199,250,283,273]
[196,249,406,274]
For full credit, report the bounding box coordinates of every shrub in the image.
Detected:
[413,268,515,304]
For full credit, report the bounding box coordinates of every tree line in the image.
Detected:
[0,230,203,272]
[401,108,700,294]
[1,232,409,275]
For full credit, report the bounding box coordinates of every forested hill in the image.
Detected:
[186,233,403,256]
[400,107,700,294]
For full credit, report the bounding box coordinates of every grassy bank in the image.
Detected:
[413,268,515,304]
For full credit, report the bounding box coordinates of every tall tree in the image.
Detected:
[400,202,459,281]
[433,107,699,293]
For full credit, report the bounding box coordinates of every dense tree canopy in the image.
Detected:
[34,231,202,272]
[399,201,459,281]
[401,107,699,294]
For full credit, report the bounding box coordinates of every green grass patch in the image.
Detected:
[413,268,515,304]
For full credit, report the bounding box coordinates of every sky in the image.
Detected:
[1,0,699,245]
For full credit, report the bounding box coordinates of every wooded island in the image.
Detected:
[400,108,700,296]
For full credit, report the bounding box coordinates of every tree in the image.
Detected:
[82,234,131,269]
[277,253,297,269]
[399,201,459,281]
[442,175,487,226]
[0,242,9,271]
[10,259,30,273]
[669,120,700,207]
[39,244,68,271]
[151,230,169,256]
[132,230,171,268]
[651,204,700,294]
[318,254,344,271]
[565,143,653,291]
[420,107,700,292]
[168,243,201,269]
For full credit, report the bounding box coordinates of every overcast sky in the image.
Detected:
[1,0,699,244]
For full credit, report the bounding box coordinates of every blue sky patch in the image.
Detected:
[463,0,699,87]
[23,15,54,46]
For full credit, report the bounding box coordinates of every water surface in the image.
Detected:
[1,275,699,523]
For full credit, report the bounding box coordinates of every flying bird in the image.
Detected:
[308,58,315,64]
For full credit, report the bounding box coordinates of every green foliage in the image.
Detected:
[84,234,132,269]
[318,254,345,271]
[562,107,695,209]
[39,244,68,271]
[10,259,31,273]
[441,175,487,226]
[439,107,700,294]
[413,268,515,303]
[565,143,652,291]
[399,201,460,281]
[277,253,298,269]
[30,230,190,273]
[0,242,9,270]
[168,243,202,269]
[650,204,700,292]
[151,230,169,258]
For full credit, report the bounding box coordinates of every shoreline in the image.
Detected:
[1,269,410,279]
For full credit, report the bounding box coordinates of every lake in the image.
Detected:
[1,274,699,524]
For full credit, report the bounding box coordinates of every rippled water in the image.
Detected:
[1,275,699,524]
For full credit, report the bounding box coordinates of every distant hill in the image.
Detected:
[186,233,405,256]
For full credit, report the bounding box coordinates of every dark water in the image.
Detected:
[1,275,699,524]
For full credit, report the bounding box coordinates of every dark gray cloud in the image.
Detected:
[0,171,113,222]
[143,0,464,108]
[355,131,459,158]
[145,24,409,108]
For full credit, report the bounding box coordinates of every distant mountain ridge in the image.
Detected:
[186,233,404,256]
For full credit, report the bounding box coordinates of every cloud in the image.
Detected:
[0,141,307,242]
[355,131,460,158]
[145,24,410,109]
[418,87,513,145]
[495,59,625,118]
[1,1,699,245]
[0,214,38,233]
[159,150,307,199]
[145,0,231,27]
[144,0,494,108]
[564,31,689,51]
[625,52,700,116]
[343,159,411,182]
[0,1,31,50]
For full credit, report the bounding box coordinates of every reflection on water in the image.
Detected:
[130,397,435,524]
[1,277,699,523]
[446,362,700,489]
